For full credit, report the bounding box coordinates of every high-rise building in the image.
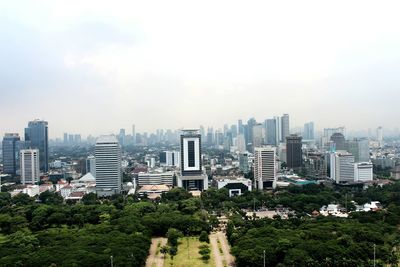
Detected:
[86,155,96,177]
[346,138,370,163]
[265,119,276,146]
[118,129,126,147]
[303,122,315,140]
[281,114,290,142]
[330,133,346,151]
[252,124,264,150]
[274,116,282,146]
[238,119,244,134]
[239,152,250,173]
[377,126,383,146]
[95,135,122,196]
[20,149,40,184]
[25,120,48,172]
[63,133,68,144]
[237,134,246,153]
[330,152,355,183]
[160,151,180,167]
[254,146,276,190]
[286,134,303,171]
[246,118,256,152]
[2,133,20,176]
[177,130,208,191]
[132,124,136,145]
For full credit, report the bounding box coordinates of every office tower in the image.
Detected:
[118,129,126,147]
[95,135,122,196]
[160,151,180,167]
[377,126,383,146]
[254,146,276,190]
[346,138,370,163]
[63,133,68,144]
[20,149,40,184]
[274,116,282,145]
[74,134,81,144]
[330,152,355,183]
[265,119,276,145]
[237,134,246,153]
[86,155,96,177]
[330,133,346,151]
[354,162,373,182]
[246,118,256,152]
[281,114,290,142]
[177,130,208,191]
[199,125,205,141]
[286,134,303,171]
[230,124,238,138]
[132,124,136,145]
[303,122,315,140]
[137,172,174,186]
[252,124,264,150]
[25,120,48,172]
[68,134,74,144]
[238,119,244,134]
[239,152,250,173]
[2,133,20,176]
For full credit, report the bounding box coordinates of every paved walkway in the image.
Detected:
[145,237,167,267]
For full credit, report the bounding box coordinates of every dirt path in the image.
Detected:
[210,231,235,267]
[145,237,167,267]
[217,231,235,267]
[210,233,224,267]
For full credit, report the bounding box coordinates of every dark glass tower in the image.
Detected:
[286,134,303,171]
[25,120,48,172]
[2,133,20,176]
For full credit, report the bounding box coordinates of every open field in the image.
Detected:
[164,237,215,267]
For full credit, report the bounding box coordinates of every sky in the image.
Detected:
[1,0,400,138]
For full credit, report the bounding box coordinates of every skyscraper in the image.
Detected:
[346,138,370,163]
[132,124,136,145]
[286,134,303,171]
[281,114,290,142]
[86,155,96,177]
[20,149,40,184]
[177,130,208,191]
[24,120,48,172]
[2,133,20,176]
[254,146,276,190]
[265,119,277,145]
[246,118,256,152]
[95,135,122,196]
[330,133,346,151]
[377,126,383,146]
[303,122,315,140]
[274,116,282,145]
[330,152,355,183]
[252,123,264,150]
[238,119,244,134]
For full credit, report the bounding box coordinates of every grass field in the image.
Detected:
[164,237,215,267]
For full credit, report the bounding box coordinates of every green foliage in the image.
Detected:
[167,228,183,247]
[39,191,63,205]
[199,231,209,243]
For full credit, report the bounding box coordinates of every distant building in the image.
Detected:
[252,124,264,150]
[86,155,96,177]
[254,146,276,190]
[354,162,373,182]
[330,152,355,183]
[177,130,208,191]
[20,149,40,184]
[25,119,48,172]
[95,135,122,196]
[214,176,252,197]
[160,151,180,167]
[137,172,174,186]
[303,122,315,140]
[265,119,277,146]
[286,135,303,171]
[376,126,383,146]
[281,114,290,142]
[346,138,370,163]
[2,133,20,176]
[239,153,250,173]
[330,133,346,151]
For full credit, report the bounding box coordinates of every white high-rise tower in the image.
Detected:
[254,146,277,190]
[95,135,122,196]
[20,149,40,185]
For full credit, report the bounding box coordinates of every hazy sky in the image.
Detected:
[1,0,400,138]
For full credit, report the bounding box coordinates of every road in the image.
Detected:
[210,231,235,267]
[145,237,167,267]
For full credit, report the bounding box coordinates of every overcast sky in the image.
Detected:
[1,0,399,138]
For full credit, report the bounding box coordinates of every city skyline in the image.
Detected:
[1,1,400,137]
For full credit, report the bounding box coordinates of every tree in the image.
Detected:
[169,246,177,259]
[39,191,63,205]
[160,245,169,259]
[81,193,98,205]
[199,231,210,243]
[167,228,183,247]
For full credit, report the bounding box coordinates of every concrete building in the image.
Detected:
[330,152,355,183]
[265,119,277,146]
[354,162,373,182]
[177,130,208,191]
[254,146,276,190]
[239,152,250,173]
[2,133,20,176]
[20,149,40,184]
[137,172,174,186]
[214,176,252,197]
[160,151,180,167]
[95,135,122,196]
[377,126,383,146]
[330,133,346,151]
[252,124,264,150]
[286,135,303,171]
[25,119,48,172]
